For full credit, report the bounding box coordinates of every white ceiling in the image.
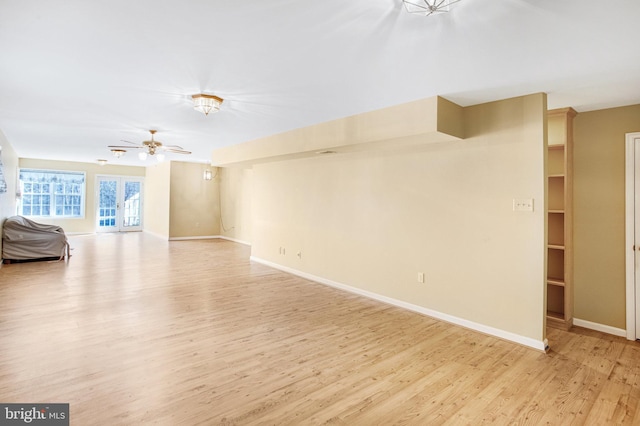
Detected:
[1,0,639,167]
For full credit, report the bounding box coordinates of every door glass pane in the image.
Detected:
[123,181,141,227]
[99,180,117,227]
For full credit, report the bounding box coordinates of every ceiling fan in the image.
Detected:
[108,130,191,160]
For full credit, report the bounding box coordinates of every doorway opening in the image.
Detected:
[624,132,640,340]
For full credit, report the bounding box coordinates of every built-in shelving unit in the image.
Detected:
[546,107,576,330]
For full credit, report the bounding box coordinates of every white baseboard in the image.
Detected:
[217,235,251,246]
[250,256,548,352]
[167,235,251,246]
[142,230,169,240]
[573,318,626,337]
[169,235,219,241]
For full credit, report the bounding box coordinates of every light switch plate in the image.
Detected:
[513,198,534,212]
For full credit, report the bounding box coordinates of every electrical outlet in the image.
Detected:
[513,198,534,212]
[418,272,425,283]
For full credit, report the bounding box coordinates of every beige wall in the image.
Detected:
[213,96,463,167]
[0,130,19,257]
[18,158,145,234]
[573,104,640,328]
[168,161,220,238]
[220,94,548,343]
[144,161,171,238]
[219,167,253,244]
[8,157,218,240]
[0,131,18,220]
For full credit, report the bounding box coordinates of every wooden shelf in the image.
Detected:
[547,310,564,319]
[547,313,572,331]
[548,176,565,211]
[546,107,576,332]
[547,278,565,287]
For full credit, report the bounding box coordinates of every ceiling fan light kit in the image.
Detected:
[192,94,223,116]
[108,129,191,162]
[402,0,460,16]
[105,95,222,162]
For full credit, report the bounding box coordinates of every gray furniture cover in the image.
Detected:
[2,216,70,260]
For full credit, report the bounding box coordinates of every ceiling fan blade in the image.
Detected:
[162,144,184,150]
[119,140,140,145]
[108,145,143,149]
[164,149,192,154]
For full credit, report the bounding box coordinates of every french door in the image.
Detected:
[96,176,144,232]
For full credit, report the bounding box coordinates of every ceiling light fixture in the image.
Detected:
[110,130,190,162]
[138,150,165,163]
[97,159,108,166]
[111,149,126,158]
[192,94,223,116]
[402,0,460,16]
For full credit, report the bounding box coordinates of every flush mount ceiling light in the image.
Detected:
[97,159,108,166]
[111,149,126,158]
[403,0,461,16]
[192,94,223,116]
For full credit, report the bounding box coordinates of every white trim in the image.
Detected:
[169,235,219,241]
[95,175,144,233]
[217,235,251,246]
[142,230,169,240]
[18,168,87,219]
[573,318,626,337]
[625,132,640,340]
[250,256,549,352]
[167,235,251,245]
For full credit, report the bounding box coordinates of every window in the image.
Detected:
[18,169,86,218]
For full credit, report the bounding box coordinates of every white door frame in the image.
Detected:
[624,132,640,340]
[95,175,144,232]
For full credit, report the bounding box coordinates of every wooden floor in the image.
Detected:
[1,233,639,425]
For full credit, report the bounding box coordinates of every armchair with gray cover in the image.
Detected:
[2,216,70,262]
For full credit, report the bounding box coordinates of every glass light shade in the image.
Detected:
[97,159,108,166]
[403,0,459,15]
[138,151,148,161]
[156,153,165,162]
[111,149,126,158]
[192,94,223,116]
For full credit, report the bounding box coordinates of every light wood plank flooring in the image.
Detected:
[1,233,639,425]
